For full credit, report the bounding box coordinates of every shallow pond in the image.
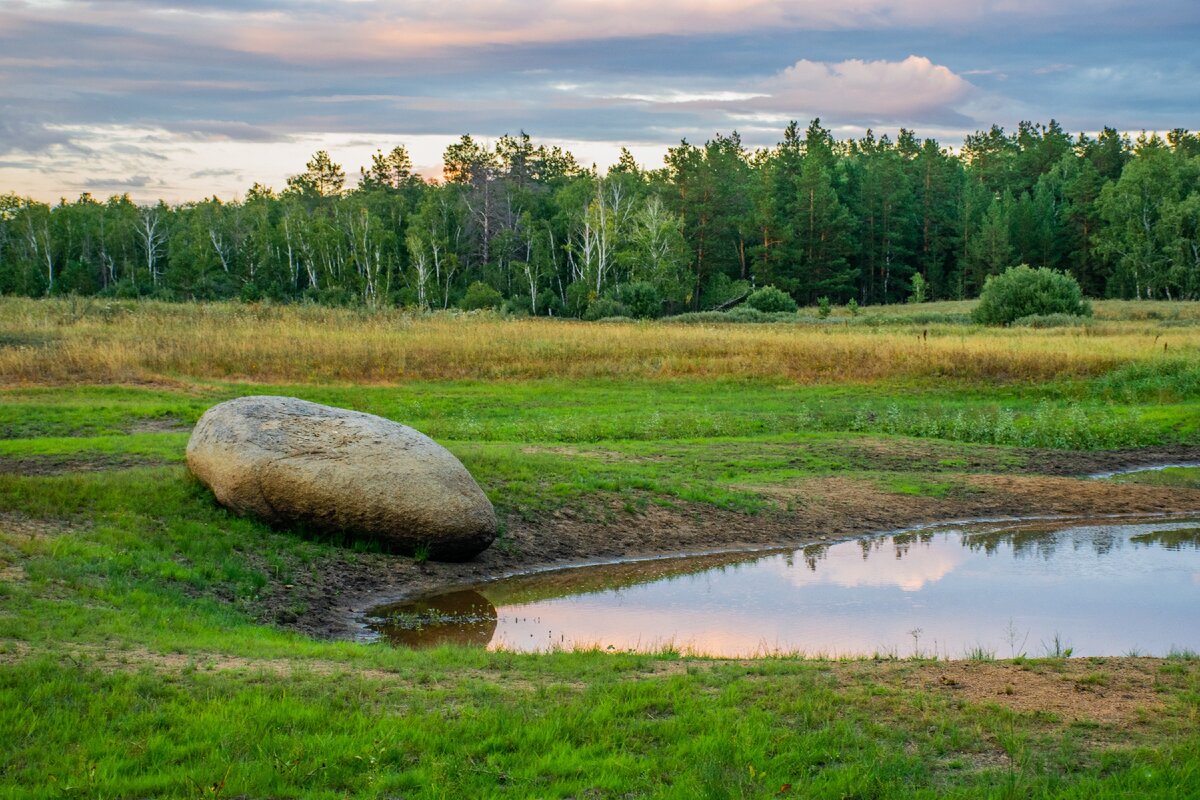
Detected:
[367,517,1200,658]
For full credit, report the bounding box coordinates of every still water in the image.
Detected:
[367,518,1200,658]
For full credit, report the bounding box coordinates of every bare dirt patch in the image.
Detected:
[1017,445,1200,477]
[0,455,173,476]
[0,638,672,692]
[0,512,84,540]
[128,417,192,434]
[893,658,1178,725]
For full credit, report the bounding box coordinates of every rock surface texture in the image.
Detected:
[186,396,496,561]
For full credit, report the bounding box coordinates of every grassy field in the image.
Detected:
[2,298,1200,797]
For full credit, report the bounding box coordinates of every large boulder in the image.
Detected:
[186,396,496,561]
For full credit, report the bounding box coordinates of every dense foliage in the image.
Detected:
[2,123,1199,316]
[746,285,798,313]
[972,265,1092,325]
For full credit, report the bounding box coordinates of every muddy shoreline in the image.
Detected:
[271,450,1200,641]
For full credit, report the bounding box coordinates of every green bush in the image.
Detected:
[817,296,832,318]
[746,285,798,313]
[724,306,773,323]
[614,281,663,319]
[500,296,531,317]
[583,297,630,321]
[459,281,503,310]
[536,289,564,317]
[972,265,1091,325]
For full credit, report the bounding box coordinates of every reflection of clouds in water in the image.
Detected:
[490,603,798,655]
[1193,573,1200,586]
[782,537,966,592]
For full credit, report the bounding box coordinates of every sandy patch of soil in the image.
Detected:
[0,456,173,476]
[891,658,1175,725]
[0,512,85,539]
[127,417,192,434]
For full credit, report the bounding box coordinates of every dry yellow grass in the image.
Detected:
[0,297,1196,386]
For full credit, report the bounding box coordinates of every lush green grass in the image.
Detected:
[5,651,1197,799]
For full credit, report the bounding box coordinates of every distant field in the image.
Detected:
[1,297,1199,385]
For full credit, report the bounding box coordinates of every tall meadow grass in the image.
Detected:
[0,297,1196,385]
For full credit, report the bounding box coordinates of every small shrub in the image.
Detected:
[817,296,832,318]
[459,281,503,310]
[746,285,798,313]
[536,289,564,317]
[614,281,663,319]
[564,281,594,317]
[846,298,860,316]
[583,297,630,321]
[662,311,729,324]
[724,306,773,323]
[500,296,531,317]
[972,265,1091,326]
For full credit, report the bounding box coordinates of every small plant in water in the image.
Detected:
[909,627,924,658]
[965,644,997,661]
[1004,618,1029,659]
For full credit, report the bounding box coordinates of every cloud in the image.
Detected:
[783,537,968,593]
[0,109,78,154]
[755,55,974,123]
[584,56,976,128]
[81,174,162,191]
[164,120,289,143]
[5,1,1184,66]
[187,167,242,180]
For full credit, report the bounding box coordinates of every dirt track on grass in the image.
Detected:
[2,639,1185,731]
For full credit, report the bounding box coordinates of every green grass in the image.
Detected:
[3,306,1200,796]
[4,652,1196,799]
[1113,467,1200,489]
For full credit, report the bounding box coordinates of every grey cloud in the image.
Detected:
[0,110,77,154]
[164,121,290,143]
[78,174,161,190]
[188,168,243,179]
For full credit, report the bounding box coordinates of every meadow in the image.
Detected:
[1,298,1199,797]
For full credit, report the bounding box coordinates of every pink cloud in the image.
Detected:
[759,55,974,118]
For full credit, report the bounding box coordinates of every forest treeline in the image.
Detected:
[2,120,1199,316]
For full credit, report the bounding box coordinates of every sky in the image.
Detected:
[2,0,1198,203]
